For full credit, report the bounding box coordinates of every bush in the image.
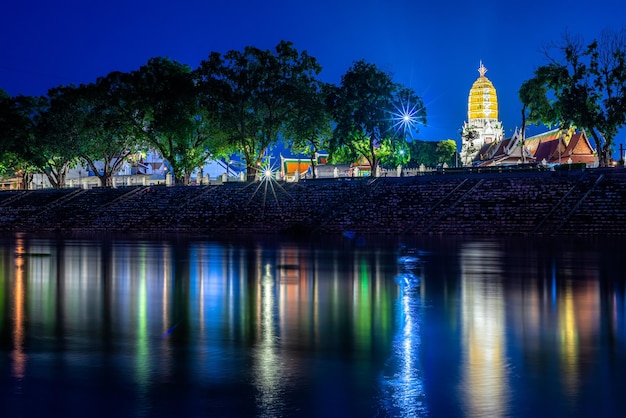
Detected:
[554,162,586,171]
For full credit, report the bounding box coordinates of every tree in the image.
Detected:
[35,87,83,188]
[0,93,44,188]
[0,91,22,174]
[78,72,148,187]
[196,41,323,180]
[1,90,83,189]
[436,139,458,167]
[327,60,426,177]
[518,77,551,163]
[519,28,626,166]
[460,128,479,166]
[406,140,437,167]
[284,81,333,179]
[131,57,224,185]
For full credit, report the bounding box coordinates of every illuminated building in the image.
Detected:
[460,62,505,166]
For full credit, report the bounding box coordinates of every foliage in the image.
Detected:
[0,94,44,187]
[459,128,479,166]
[327,60,426,177]
[519,28,626,166]
[1,41,435,186]
[284,81,333,178]
[131,57,225,185]
[554,162,587,171]
[436,139,458,166]
[406,140,438,167]
[78,72,148,187]
[197,41,322,180]
[35,87,85,188]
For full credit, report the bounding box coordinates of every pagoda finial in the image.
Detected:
[478,61,487,77]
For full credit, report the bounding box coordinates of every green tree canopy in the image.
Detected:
[196,41,323,180]
[0,94,45,187]
[436,139,458,166]
[327,60,426,176]
[35,87,84,188]
[77,72,148,187]
[131,57,225,185]
[283,81,333,178]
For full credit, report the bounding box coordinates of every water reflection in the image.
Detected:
[381,252,428,417]
[459,241,510,417]
[253,259,287,417]
[1,235,626,417]
[12,238,27,385]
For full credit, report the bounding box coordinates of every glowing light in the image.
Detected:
[245,160,294,208]
[390,98,423,139]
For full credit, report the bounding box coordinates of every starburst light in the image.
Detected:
[390,98,423,139]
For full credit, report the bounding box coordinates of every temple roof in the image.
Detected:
[476,128,597,166]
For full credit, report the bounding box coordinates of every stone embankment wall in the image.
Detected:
[1,169,625,237]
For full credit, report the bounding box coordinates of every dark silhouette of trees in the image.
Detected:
[519,28,626,166]
[1,40,432,186]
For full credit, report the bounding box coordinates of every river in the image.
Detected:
[1,233,624,417]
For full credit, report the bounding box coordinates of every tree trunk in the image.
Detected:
[589,130,610,167]
[309,153,317,179]
[246,166,257,182]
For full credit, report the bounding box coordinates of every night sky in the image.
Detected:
[2,0,625,149]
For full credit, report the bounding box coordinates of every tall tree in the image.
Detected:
[196,41,323,180]
[518,77,550,163]
[131,57,223,185]
[519,28,626,166]
[284,81,333,179]
[36,87,83,188]
[79,72,148,187]
[0,93,44,188]
[327,60,426,177]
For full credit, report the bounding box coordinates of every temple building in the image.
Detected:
[460,62,598,168]
[472,126,597,167]
[460,62,505,166]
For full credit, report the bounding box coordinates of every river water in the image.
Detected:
[0,233,624,417]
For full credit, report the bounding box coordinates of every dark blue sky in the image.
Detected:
[2,0,625,148]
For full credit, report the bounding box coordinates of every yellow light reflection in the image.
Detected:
[460,242,509,417]
[12,242,27,381]
[559,283,579,398]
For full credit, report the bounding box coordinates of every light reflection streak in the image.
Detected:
[381,259,427,417]
[253,263,286,417]
[354,256,372,350]
[160,243,173,376]
[12,246,27,383]
[460,242,510,417]
[559,283,579,399]
[135,246,151,417]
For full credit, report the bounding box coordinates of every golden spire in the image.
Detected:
[468,61,498,120]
